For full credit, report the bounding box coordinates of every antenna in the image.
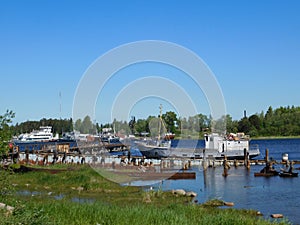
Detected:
[59,91,62,119]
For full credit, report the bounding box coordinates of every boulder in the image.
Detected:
[271,214,284,218]
[223,202,234,206]
[172,189,186,196]
[185,191,197,197]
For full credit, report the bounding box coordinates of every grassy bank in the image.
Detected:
[0,165,290,225]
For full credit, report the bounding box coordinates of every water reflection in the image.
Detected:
[151,165,300,224]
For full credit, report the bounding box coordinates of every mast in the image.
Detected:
[158,104,162,141]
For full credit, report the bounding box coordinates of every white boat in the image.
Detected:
[168,132,260,159]
[17,126,58,142]
[138,131,260,159]
[100,127,121,144]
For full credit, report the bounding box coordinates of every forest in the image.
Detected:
[8,105,300,138]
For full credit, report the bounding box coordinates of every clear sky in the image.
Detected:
[1,0,300,124]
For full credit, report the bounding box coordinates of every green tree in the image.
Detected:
[82,115,94,134]
[238,117,251,134]
[225,114,238,133]
[134,119,148,135]
[162,111,178,133]
[248,114,261,130]
[0,110,15,156]
[74,119,82,132]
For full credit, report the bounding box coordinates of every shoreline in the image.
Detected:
[0,164,291,225]
[251,136,300,140]
[174,135,300,140]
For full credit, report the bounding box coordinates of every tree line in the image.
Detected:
[5,105,300,139]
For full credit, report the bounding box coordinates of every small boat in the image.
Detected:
[254,161,279,177]
[279,171,298,177]
[254,171,279,177]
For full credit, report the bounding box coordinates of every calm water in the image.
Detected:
[153,139,300,224]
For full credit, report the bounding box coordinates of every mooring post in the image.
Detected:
[244,148,247,166]
[223,155,229,177]
[25,149,29,165]
[245,152,250,170]
[203,149,208,171]
[265,149,269,163]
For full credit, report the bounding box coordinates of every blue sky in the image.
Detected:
[1,0,300,124]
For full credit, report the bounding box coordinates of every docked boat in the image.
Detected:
[135,105,173,158]
[16,126,59,142]
[138,132,260,160]
[100,127,122,144]
[254,163,279,177]
[136,139,171,158]
[279,171,298,177]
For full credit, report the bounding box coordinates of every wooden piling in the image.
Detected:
[265,149,269,162]
[223,156,229,177]
[203,149,207,171]
[25,149,29,165]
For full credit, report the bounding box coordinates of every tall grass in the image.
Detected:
[1,199,290,225]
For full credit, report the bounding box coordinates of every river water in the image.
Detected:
[147,139,300,224]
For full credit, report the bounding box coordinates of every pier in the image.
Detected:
[7,147,300,169]
[3,141,300,176]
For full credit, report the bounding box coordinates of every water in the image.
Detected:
[151,139,300,224]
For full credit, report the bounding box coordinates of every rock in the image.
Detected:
[271,214,284,218]
[77,186,84,192]
[0,203,14,212]
[185,191,197,197]
[223,201,234,206]
[256,211,263,216]
[172,189,186,196]
[0,203,6,209]
[6,206,14,212]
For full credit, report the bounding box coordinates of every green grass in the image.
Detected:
[0,165,291,225]
[0,199,290,225]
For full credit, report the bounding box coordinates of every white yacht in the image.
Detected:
[17,126,58,142]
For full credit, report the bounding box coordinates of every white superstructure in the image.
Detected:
[204,133,250,152]
[18,126,58,142]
